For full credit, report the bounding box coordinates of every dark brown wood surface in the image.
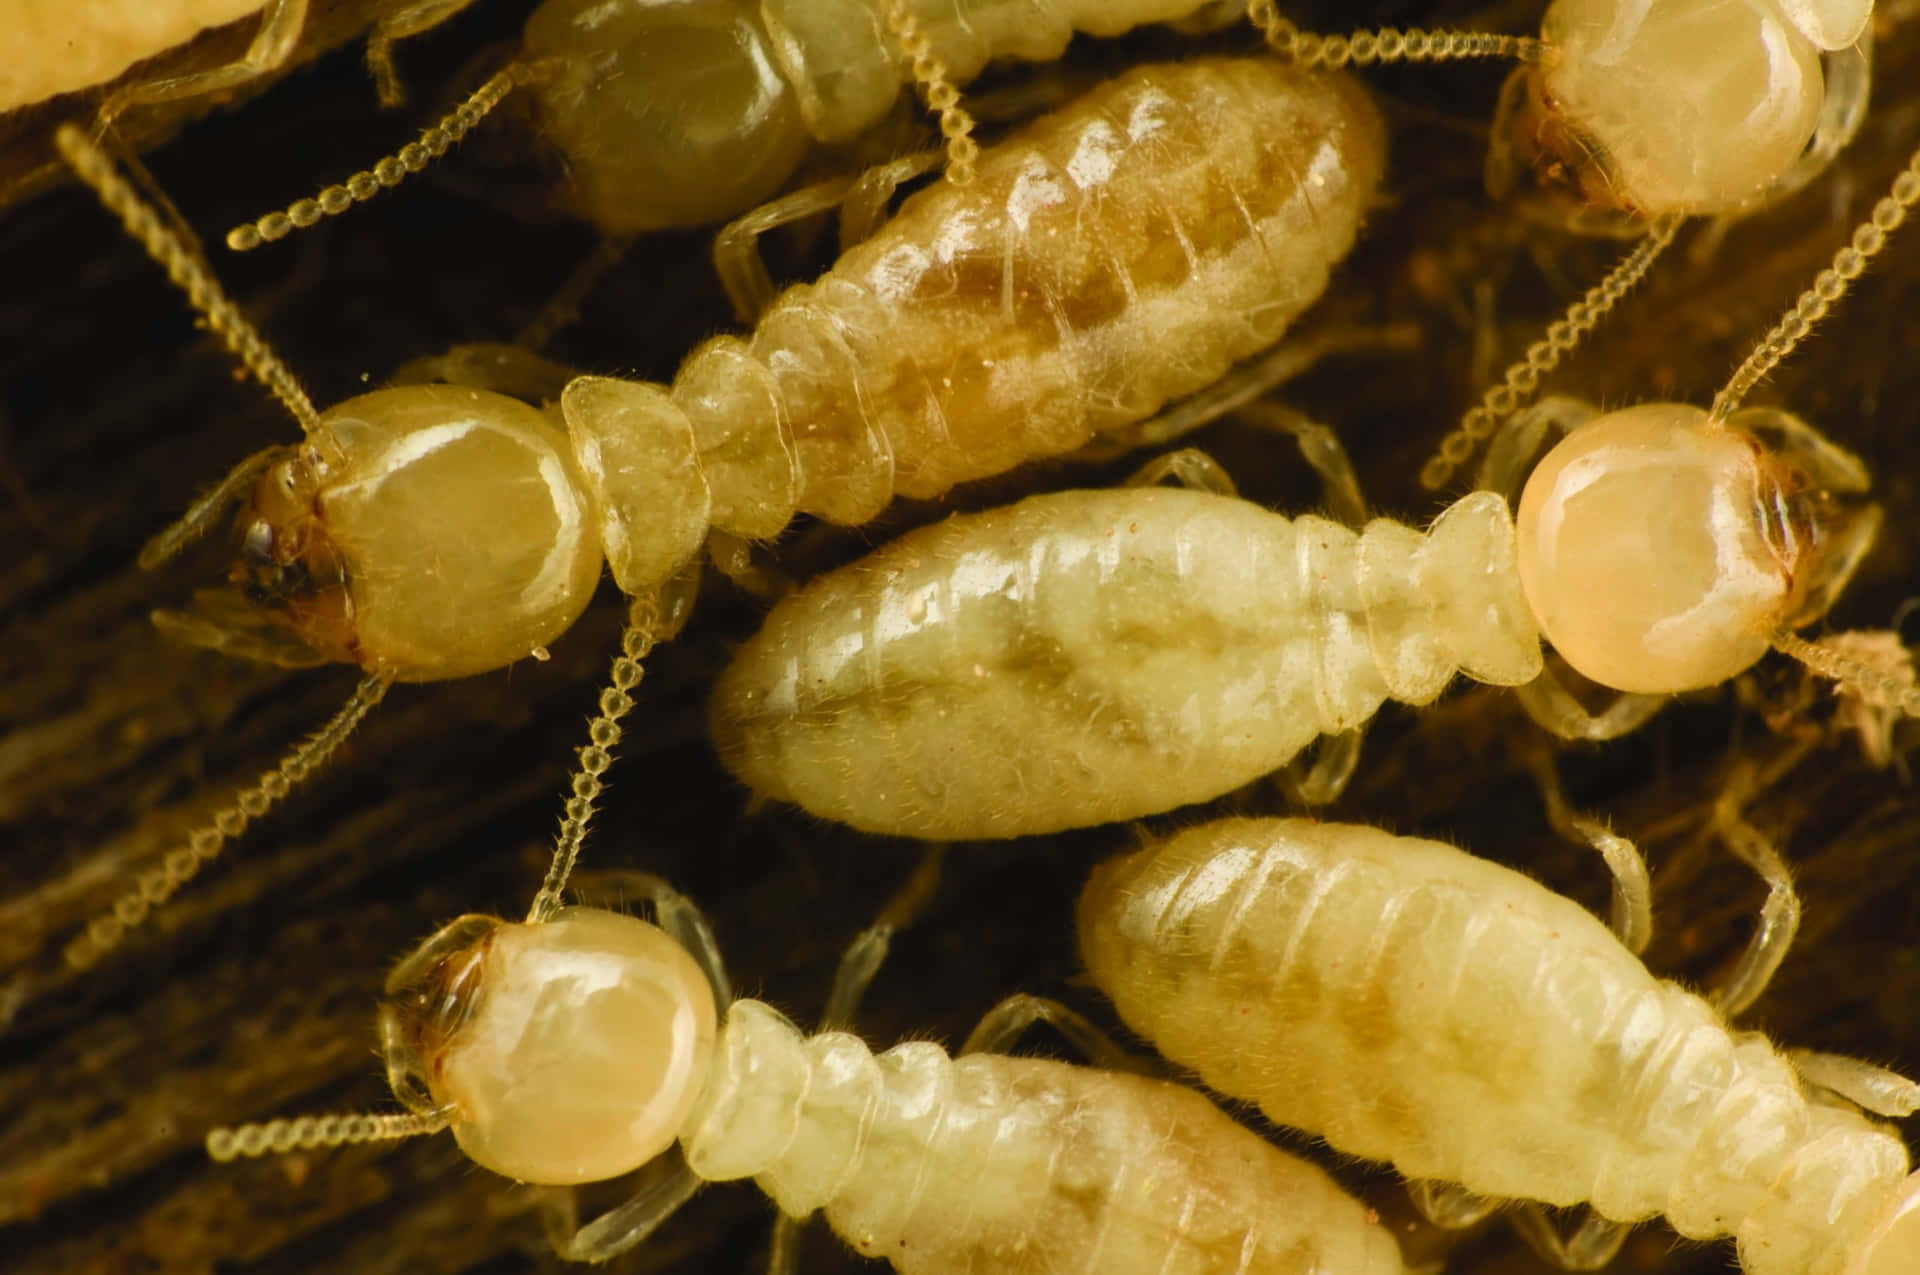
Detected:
[2,3,1917,1272]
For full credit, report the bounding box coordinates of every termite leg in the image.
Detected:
[1084,322,1420,462]
[1481,68,1530,202]
[1787,1050,1920,1118]
[712,151,942,324]
[95,0,309,131]
[1474,395,1591,502]
[1525,750,1654,955]
[818,845,947,1030]
[515,234,639,352]
[959,994,1138,1074]
[1278,730,1365,808]
[537,1148,704,1263]
[1405,1179,1498,1230]
[1235,402,1367,526]
[1513,668,1666,743]
[767,1211,806,1275]
[835,151,946,254]
[713,176,864,324]
[365,0,483,107]
[562,870,732,1008]
[1705,759,1803,1019]
[1124,447,1238,495]
[1507,1206,1632,1271]
[706,530,794,602]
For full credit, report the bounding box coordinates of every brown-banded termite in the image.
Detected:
[201,833,1414,1274]
[221,0,1256,246]
[707,140,1920,840]
[1239,0,1878,487]
[18,56,1385,1006]
[1078,814,1920,1275]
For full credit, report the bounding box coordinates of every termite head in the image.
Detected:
[1494,0,1824,221]
[227,385,605,683]
[380,907,718,1185]
[522,0,810,232]
[232,447,354,664]
[1843,1171,1920,1275]
[1515,403,1874,694]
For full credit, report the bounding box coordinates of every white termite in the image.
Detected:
[23,57,1383,997]
[1237,0,1878,487]
[708,141,1920,840]
[1078,815,1920,1275]
[201,844,1413,1274]
[221,0,1254,246]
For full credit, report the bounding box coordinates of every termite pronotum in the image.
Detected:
[1079,815,1920,1275]
[18,56,1384,1003]
[709,138,1920,839]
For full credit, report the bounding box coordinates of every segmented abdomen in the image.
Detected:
[1079,818,1911,1270]
[709,487,1539,839]
[682,999,1408,1275]
[676,58,1384,537]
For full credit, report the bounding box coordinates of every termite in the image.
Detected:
[202,830,1414,1273]
[221,0,1253,247]
[22,56,1384,1003]
[708,139,1920,840]
[1238,0,1877,487]
[1077,813,1920,1275]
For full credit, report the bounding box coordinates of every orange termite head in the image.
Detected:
[380,908,718,1185]
[1492,0,1824,223]
[1515,403,1876,694]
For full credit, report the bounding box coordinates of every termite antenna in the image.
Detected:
[1421,215,1682,489]
[526,585,695,924]
[53,124,322,438]
[1246,2,1546,68]
[881,0,978,186]
[225,64,533,252]
[207,1109,449,1161]
[1772,630,1920,722]
[1711,142,1920,422]
[62,675,391,974]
